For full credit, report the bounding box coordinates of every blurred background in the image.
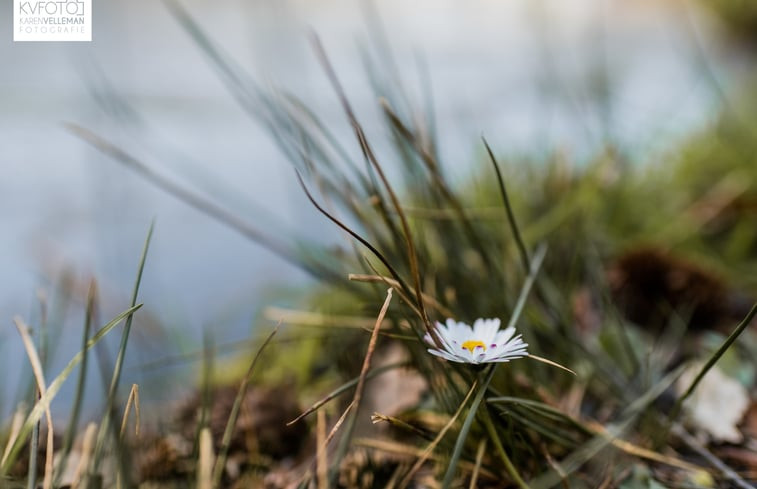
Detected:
[0,0,753,418]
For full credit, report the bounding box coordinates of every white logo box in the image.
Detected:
[14,0,92,42]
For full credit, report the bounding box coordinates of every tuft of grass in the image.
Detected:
[13,3,754,487]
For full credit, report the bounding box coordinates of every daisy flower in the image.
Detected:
[424,318,528,364]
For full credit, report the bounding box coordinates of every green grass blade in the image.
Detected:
[91,222,154,483]
[668,302,757,424]
[212,324,280,487]
[53,281,97,486]
[441,365,496,489]
[480,405,530,489]
[483,138,531,273]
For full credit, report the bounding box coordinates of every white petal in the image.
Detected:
[493,326,516,345]
[423,332,434,346]
[427,348,459,362]
[471,318,497,345]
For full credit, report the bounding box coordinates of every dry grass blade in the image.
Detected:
[527,354,576,376]
[197,427,214,489]
[1,406,25,467]
[120,384,140,438]
[584,421,706,473]
[356,259,426,330]
[326,289,394,457]
[349,273,455,318]
[371,413,433,441]
[14,317,54,489]
[398,379,478,489]
[356,427,503,484]
[316,410,328,489]
[71,423,97,489]
[469,439,487,489]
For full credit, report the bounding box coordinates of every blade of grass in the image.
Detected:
[27,401,39,489]
[295,170,410,296]
[197,427,214,489]
[1,405,25,467]
[483,137,530,272]
[668,302,757,425]
[469,439,487,489]
[441,365,497,489]
[0,303,142,475]
[287,361,407,425]
[349,273,455,318]
[212,322,281,487]
[15,318,55,489]
[480,405,529,489]
[357,437,499,481]
[507,243,547,332]
[54,280,96,487]
[92,221,154,485]
[371,413,434,441]
[316,410,327,489]
[670,423,752,489]
[71,423,97,489]
[119,384,140,438]
[66,124,339,283]
[526,354,576,375]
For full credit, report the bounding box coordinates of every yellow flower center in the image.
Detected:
[461,340,486,353]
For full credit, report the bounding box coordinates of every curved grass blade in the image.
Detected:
[212,323,280,487]
[295,170,410,295]
[483,137,530,273]
[668,302,757,425]
[480,405,530,489]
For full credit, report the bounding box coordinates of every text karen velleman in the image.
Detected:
[14,0,92,42]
